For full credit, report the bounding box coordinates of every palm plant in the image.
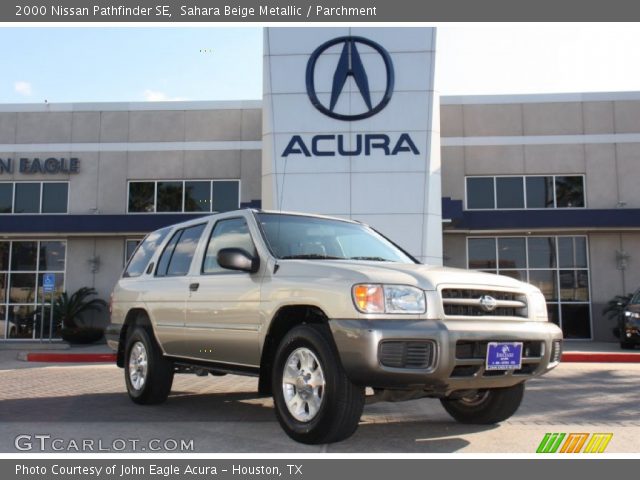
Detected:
[54,287,108,330]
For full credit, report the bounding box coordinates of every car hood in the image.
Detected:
[276,260,530,292]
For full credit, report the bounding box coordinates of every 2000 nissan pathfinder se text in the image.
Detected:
[107,210,563,444]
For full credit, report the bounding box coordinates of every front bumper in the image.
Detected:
[329,318,563,395]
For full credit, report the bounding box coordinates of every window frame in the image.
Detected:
[0,181,69,215]
[155,223,207,278]
[464,174,586,211]
[123,238,143,267]
[0,239,67,340]
[126,179,241,214]
[466,234,593,340]
[200,216,257,276]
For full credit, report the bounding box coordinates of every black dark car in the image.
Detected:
[621,290,640,349]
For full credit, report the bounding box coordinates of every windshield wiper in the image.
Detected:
[348,256,391,262]
[281,254,345,260]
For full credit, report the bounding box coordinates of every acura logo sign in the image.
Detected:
[305,36,395,121]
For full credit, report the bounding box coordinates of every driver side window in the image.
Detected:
[202,218,256,274]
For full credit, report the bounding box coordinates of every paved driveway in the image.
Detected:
[0,358,638,453]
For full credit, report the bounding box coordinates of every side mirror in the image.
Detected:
[217,248,260,273]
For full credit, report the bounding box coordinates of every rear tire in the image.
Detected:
[124,326,174,405]
[272,324,365,444]
[440,383,524,424]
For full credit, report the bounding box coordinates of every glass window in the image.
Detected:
[156,230,182,277]
[203,218,256,274]
[466,177,494,209]
[0,273,6,303]
[41,183,68,213]
[9,273,37,304]
[561,304,591,339]
[157,181,183,212]
[7,305,37,339]
[185,181,211,212]
[547,303,560,326]
[166,224,206,276]
[14,183,40,214]
[1,240,67,340]
[498,238,526,269]
[257,213,415,263]
[124,227,171,277]
[11,241,37,271]
[0,184,12,213]
[559,270,589,302]
[528,270,558,302]
[499,270,527,281]
[558,237,588,268]
[125,240,141,265]
[525,176,554,208]
[467,235,591,338]
[38,241,66,271]
[212,181,240,213]
[555,176,584,208]
[496,177,524,209]
[468,238,496,269]
[0,242,8,270]
[128,182,155,213]
[528,237,556,268]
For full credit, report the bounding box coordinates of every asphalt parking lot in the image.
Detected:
[1,354,639,453]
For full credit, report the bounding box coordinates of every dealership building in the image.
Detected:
[0,27,639,342]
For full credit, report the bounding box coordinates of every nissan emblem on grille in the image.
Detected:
[479,295,498,313]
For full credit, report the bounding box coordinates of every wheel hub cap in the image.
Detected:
[128,341,148,391]
[282,347,326,422]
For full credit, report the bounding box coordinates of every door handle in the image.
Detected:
[189,282,200,292]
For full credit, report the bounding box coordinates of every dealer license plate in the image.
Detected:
[486,342,523,370]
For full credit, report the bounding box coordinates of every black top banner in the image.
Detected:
[6,0,640,21]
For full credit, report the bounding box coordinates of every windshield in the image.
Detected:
[256,213,416,263]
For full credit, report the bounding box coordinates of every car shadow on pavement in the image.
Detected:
[328,421,494,452]
[0,389,495,452]
[0,391,276,423]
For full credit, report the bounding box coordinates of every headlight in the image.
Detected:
[529,290,548,320]
[352,284,426,314]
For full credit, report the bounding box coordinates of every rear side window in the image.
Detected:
[202,218,256,274]
[124,227,171,278]
[156,223,206,277]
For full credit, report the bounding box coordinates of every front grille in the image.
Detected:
[449,340,544,378]
[379,341,435,369]
[441,288,527,318]
[451,365,481,377]
[456,340,543,359]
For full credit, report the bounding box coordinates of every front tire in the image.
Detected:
[440,383,525,424]
[272,324,365,444]
[124,326,174,405]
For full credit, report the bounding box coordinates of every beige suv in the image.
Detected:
[107,209,563,444]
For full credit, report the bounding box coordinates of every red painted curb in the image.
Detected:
[26,353,116,363]
[562,352,640,363]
